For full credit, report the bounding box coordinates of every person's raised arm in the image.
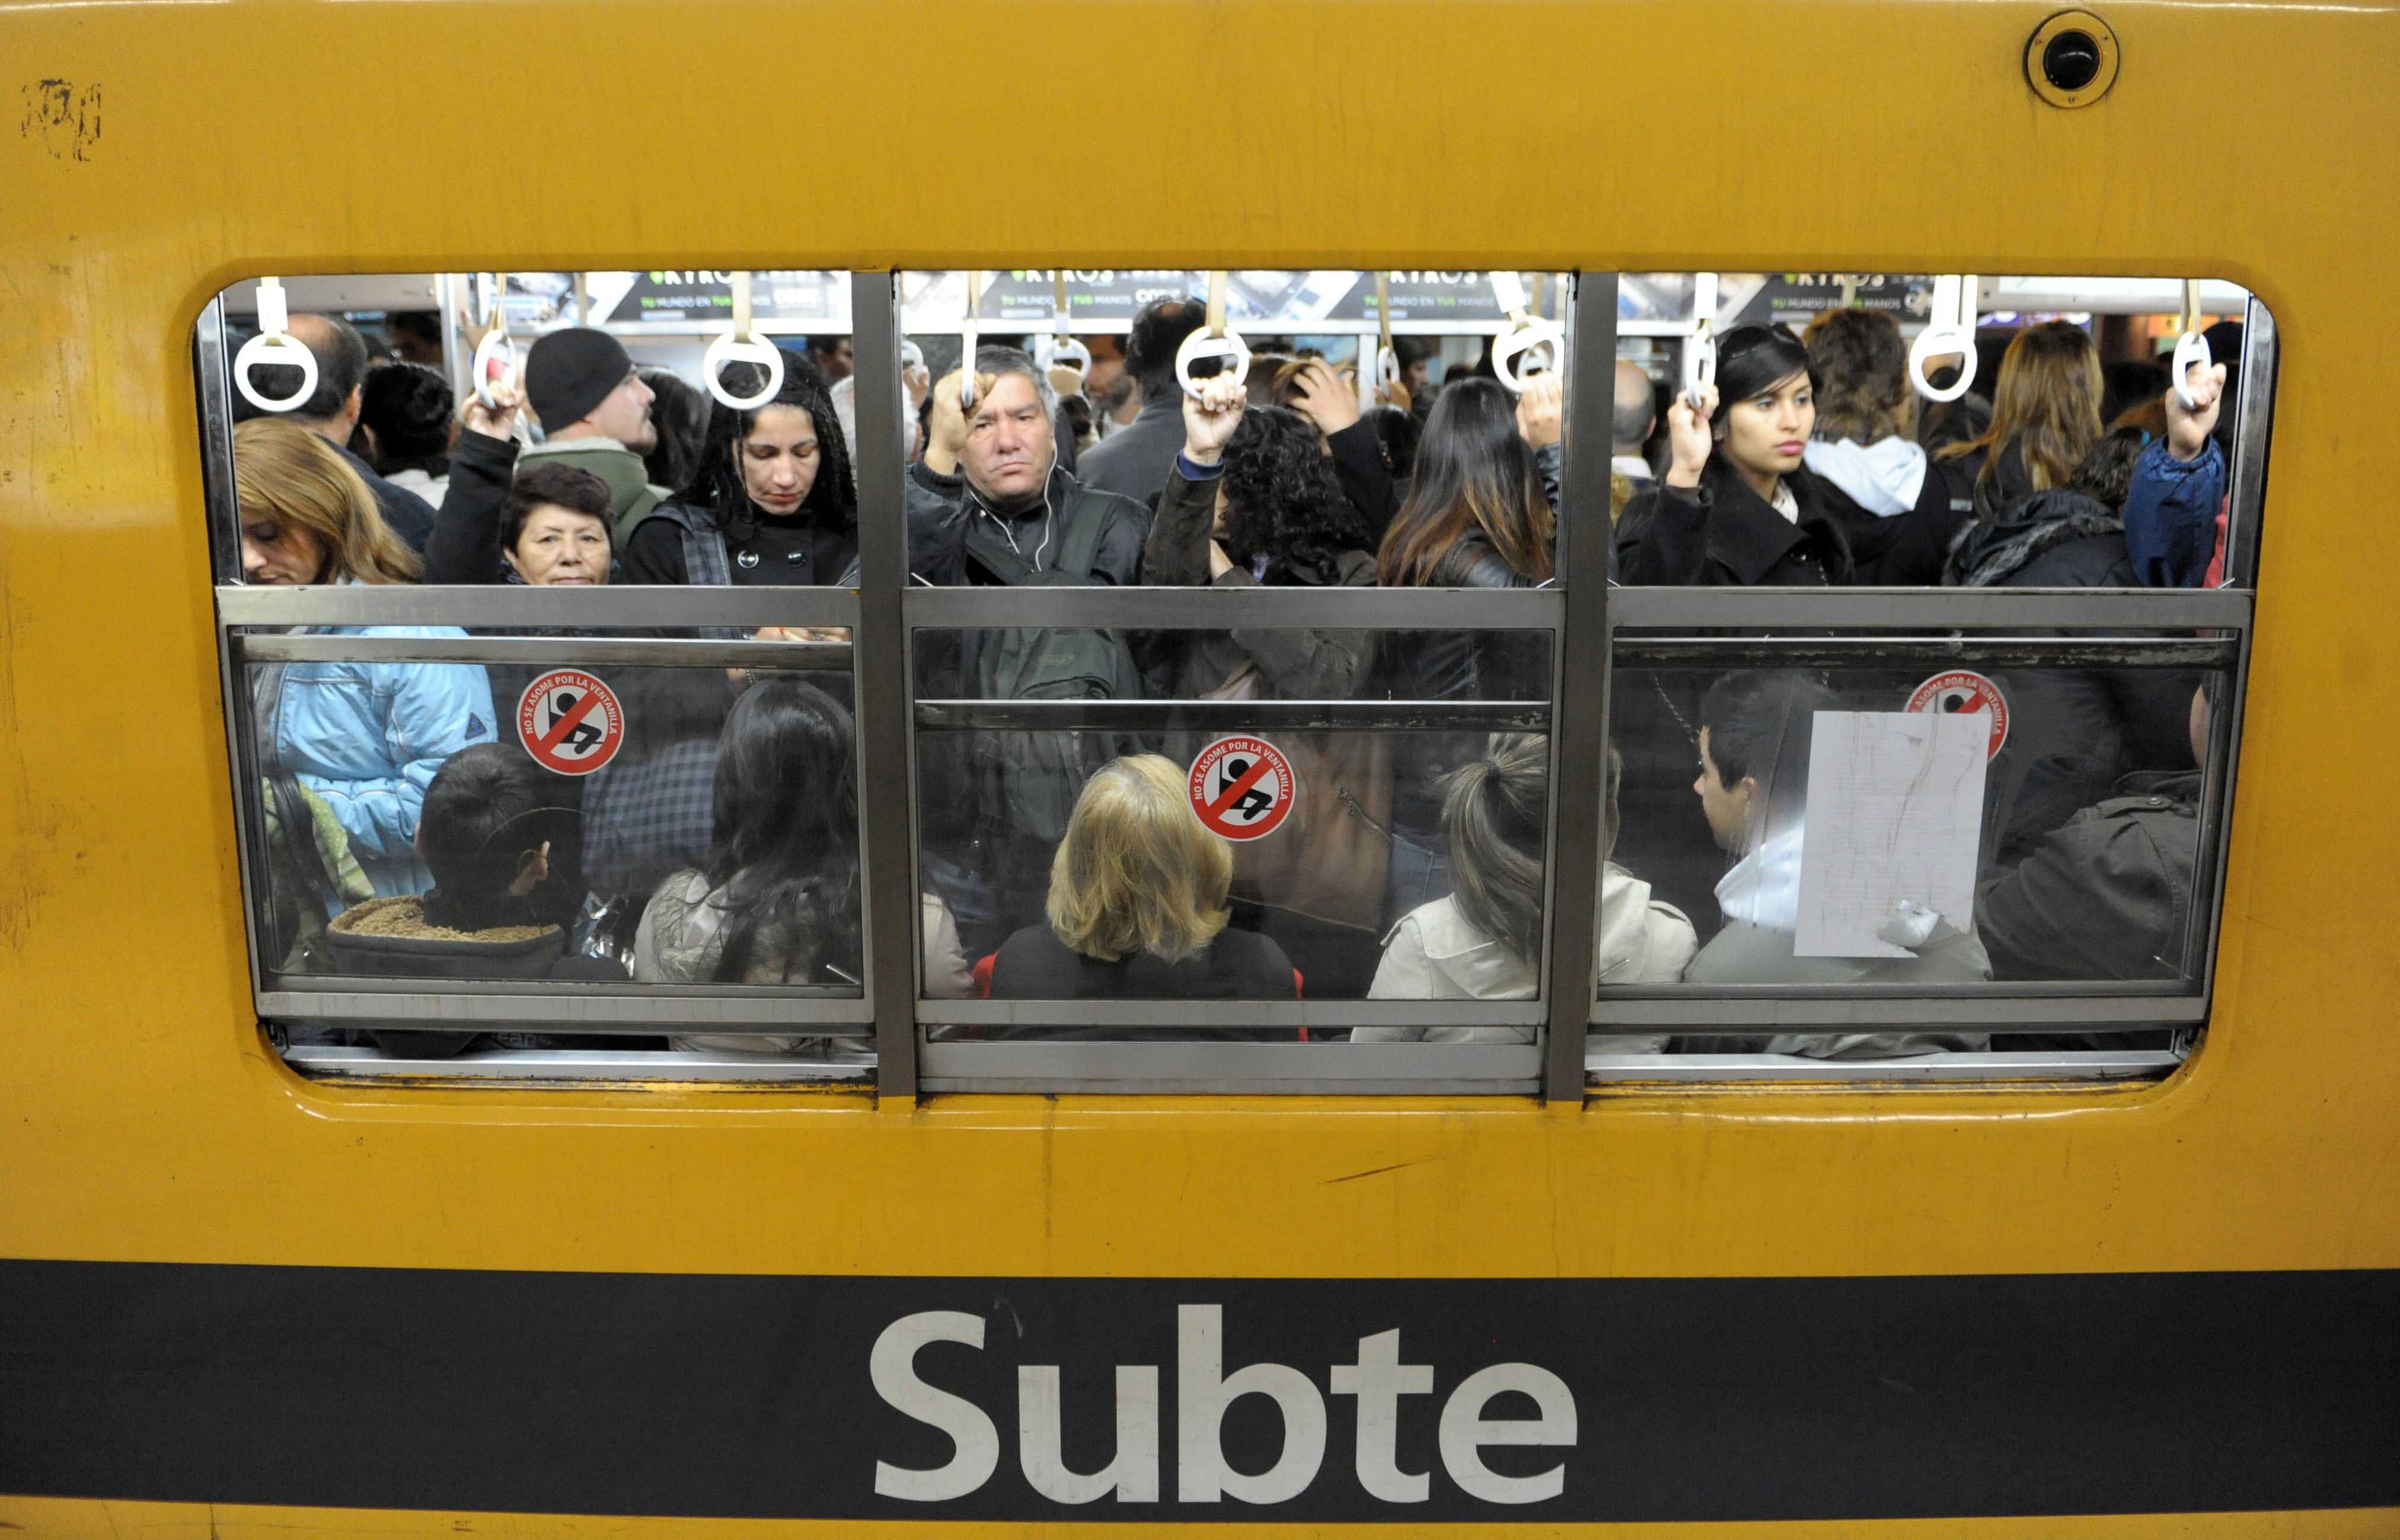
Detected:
[1142,375,1244,585]
[919,368,983,479]
[424,383,524,584]
[2124,365,2229,587]
[1661,379,1715,490]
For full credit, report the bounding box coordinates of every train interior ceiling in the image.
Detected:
[202,267,2269,1095]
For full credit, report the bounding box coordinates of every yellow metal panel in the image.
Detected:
[0,0,2395,1293]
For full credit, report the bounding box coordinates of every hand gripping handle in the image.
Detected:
[1176,326,1252,400]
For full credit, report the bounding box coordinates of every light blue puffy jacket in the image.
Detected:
[265,625,497,898]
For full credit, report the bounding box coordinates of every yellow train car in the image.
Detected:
[2,0,2396,1534]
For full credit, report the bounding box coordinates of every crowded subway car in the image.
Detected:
[3,0,2396,1533]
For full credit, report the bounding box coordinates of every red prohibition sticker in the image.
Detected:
[516,669,625,776]
[1188,735,1295,842]
[1906,670,2009,759]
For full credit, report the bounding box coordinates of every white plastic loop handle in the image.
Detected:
[901,338,925,372]
[1176,327,1252,399]
[2172,280,2213,410]
[703,334,784,411]
[1908,274,1978,403]
[471,327,518,412]
[1492,319,1565,392]
[705,271,784,411]
[1377,344,1401,391]
[232,277,318,413]
[1032,333,1092,376]
[957,270,983,411]
[1374,273,1398,393]
[2172,328,2213,411]
[1683,271,1719,412]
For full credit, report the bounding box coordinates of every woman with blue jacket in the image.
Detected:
[235,418,496,902]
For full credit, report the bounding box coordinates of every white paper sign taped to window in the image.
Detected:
[1793,710,1989,958]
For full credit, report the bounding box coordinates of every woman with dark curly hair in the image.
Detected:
[1140,373,1392,993]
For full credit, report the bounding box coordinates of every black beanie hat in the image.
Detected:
[525,328,635,433]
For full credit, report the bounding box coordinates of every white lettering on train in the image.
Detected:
[869,1306,1576,1506]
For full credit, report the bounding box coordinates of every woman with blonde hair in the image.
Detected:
[987,755,1298,1002]
[1936,319,2105,525]
[1357,736,1694,1044]
[237,418,497,905]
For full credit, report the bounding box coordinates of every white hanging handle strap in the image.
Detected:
[956,270,983,411]
[2172,278,2214,411]
[1908,273,1980,403]
[1030,273,1092,377]
[1488,270,1563,393]
[470,272,520,413]
[1176,270,1250,400]
[1683,271,1719,412]
[703,270,784,411]
[232,276,319,413]
[1374,272,1400,391]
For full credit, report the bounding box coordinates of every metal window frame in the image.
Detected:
[195,273,2272,1101]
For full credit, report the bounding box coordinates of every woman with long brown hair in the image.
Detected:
[237,418,497,904]
[1936,319,2105,523]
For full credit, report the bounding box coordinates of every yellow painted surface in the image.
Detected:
[1,0,2396,1315]
[4,1498,2398,1539]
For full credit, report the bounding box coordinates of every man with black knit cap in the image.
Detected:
[519,328,669,534]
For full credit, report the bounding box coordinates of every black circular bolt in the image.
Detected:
[2042,30,2103,91]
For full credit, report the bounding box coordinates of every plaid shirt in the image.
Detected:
[582,738,718,900]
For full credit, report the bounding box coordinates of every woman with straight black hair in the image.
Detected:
[1616,325,1852,587]
[620,360,860,587]
[1373,375,1561,926]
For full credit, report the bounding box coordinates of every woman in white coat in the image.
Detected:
[1356,735,1694,1044]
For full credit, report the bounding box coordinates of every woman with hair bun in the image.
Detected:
[1799,307,1974,585]
[1356,736,1694,1041]
[1616,324,1852,586]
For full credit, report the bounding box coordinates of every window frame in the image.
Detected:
[197,271,2275,1098]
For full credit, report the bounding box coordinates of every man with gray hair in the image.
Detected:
[269,312,437,552]
[905,345,1155,954]
[905,344,1149,587]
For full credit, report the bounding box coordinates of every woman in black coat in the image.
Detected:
[1616,325,1853,587]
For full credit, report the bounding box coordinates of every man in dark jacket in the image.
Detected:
[907,346,1154,953]
[1071,298,1208,503]
[276,313,435,552]
[1977,684,2212,982]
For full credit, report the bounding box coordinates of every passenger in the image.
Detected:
[636,679,969,1053]
[637,367,710,496]
[1357,738,1694,1043]
[985,755,1298,1002]
[264,313,435,551]
[1612,359,1658,487]
[1361,404,1421,481]
[1616,325,1852,586]
[2123,354,2229,588]
[2100,358,2171,430]
[356,362,455,512]
[1085,334,1141,438]
[1375,376,1562,925]
[1071,298,1208,501]
[386,309,445,366]
[905,345,1153,951]
[1390,338,1433,413]
[806,334,854,383]
[1945,426,2198,868]
[235,418,497,900]
[1977,683,2211,983]
[1800,308,1973,585]
[1934,319,2103,524]
[327,743,632,1059]
[623,365,857,587]
[427,382,617,586]
[1143,375,1390,994]
[519,327,671,534]
[1271,356,1405,542]
[1682,672,1992,1057]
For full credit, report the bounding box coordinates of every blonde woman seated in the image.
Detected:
[1357,736,1694,1045]
[987,755,1298,1008]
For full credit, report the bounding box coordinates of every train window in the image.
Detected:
[193,267,2273,1097]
